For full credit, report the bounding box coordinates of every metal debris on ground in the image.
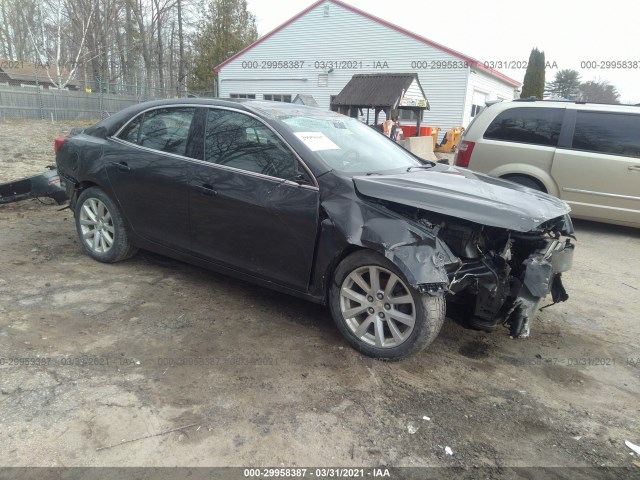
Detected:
[625,440,640,455]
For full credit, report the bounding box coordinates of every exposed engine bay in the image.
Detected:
[389,204,575,338]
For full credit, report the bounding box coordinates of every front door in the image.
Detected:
[188,108,319,290]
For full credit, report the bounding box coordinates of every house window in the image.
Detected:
[263,94,292,103]
[400,109,424,122]
[470,104,483,117]
[318,74,328,87]
[229,93,256,99]
[470,90,487,118]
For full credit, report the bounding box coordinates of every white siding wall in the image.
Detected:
[219,0,513,134]
[404,79,425,101]
[462,70,517,127]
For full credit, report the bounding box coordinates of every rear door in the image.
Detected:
[105,106,200,252]
[188,108,319,290]
[551,110,640,226]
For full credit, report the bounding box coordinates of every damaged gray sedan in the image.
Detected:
[55,99,575,360]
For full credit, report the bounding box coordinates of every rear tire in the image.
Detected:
[503,174,545,192]
[75,187,137,263]
[329,250,445,360]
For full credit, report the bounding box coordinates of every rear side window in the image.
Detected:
[484,107,563,146]
[572,111,640,157]
[119,107,195,156]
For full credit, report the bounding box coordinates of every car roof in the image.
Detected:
[489,98,640,113]
[93,98,347,136]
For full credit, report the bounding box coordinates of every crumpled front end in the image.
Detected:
[316,172,575,340]
[315,189,461,301]
[445,215,575,337]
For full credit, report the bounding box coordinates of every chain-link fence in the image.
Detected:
[0,82,215,121]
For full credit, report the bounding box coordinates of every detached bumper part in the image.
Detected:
[507,239,574,338]
[0,168,69,205]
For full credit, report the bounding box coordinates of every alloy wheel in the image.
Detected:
[339,265,416,348]
[79,198,114,253]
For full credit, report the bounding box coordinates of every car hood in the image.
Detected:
[353,165,571,232]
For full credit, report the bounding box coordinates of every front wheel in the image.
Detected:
[75,187,138,263]
[329,251,445,360]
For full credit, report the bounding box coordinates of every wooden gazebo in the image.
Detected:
[330,73,430,135]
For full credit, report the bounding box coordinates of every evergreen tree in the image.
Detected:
[578,80,620,103]
[545,69,581,99]
[520,48,545,99]
[190,0,258,92]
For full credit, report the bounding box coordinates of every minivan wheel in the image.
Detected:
[75,187,138,263]
[503,175,545,192]
[329,250,445,360]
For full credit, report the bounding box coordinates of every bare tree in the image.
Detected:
[21,0,94,89]
[0,0,247,98]
[176,0,185,95]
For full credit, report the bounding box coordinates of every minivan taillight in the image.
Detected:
[454,141,475,168]
[54,136,68,154]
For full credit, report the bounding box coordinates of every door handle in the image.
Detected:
[195,184,217,196]
[116,162,131,172]
[628,166,640,171]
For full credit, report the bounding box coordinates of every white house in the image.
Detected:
[215,0,520,135]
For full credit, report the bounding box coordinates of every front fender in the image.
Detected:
[309,193,459,302]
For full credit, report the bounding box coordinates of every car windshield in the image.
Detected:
[280,115,422,173]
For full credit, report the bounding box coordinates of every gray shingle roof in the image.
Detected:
[331,73,429,110]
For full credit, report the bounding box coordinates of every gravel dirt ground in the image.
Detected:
[0,121,639,474]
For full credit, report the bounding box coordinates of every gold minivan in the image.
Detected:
[454,99,640,228]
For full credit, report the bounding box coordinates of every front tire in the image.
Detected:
[75,187,137,263]
[329,250,445,360]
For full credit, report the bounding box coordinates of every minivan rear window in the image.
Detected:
[484,107,563,146]
[572,111,640,157]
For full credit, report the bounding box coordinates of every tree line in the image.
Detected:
[520,48,621,103]
[0,5,626,104]
[0,0,256,95]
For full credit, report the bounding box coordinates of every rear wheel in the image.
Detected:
[329,250,445,360]
[503,174,545,192]
[75,187,137,263]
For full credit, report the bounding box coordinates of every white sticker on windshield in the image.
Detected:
[294,132,340,151]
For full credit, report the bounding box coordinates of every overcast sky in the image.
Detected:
[246,0,640,103]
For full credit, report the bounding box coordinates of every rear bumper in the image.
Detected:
[0,169,69,205]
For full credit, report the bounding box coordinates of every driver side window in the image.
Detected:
[204,109,297,180]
